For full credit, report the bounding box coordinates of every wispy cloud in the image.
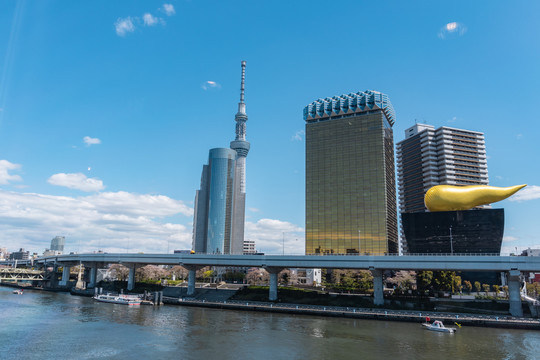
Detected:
[291,130,305,141]
[509,185,540,202]
[162,4,176,16]
[503,235,518,242]
[248,207,260,213]
[48,173,105,192]
[448,116,457,123]
[0,189,193,253]
[516,134,523,140]
[83,136,101,146]
[0,160,22,185]
[438,22,467,39]
[201,81,221,90]
[143,13,159,26]
[115,4,175,36]
[115,17,135,36]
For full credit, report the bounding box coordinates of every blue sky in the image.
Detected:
[0,0,539,255]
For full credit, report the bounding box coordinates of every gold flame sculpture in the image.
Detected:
[424,184,527,212]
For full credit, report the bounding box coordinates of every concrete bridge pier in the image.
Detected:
[59,265,71,286]
[265,267,282,301]
[508,270,523,317]
[88,265,97,288]
[371,269,384,306]
[185,265,201,296]
[127,264,136,291]
[49,263,59,287]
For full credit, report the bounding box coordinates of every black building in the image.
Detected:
[402,209,504,254]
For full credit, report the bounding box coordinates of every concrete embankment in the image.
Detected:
[164,298,540,331]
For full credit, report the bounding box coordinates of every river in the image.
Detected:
[1,286,538,360]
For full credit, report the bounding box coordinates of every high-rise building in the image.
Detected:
[9,248,29,260]
[192,61,250,254]
[243,239,256,254]
[397,124,488,213]
[396,124,489,252]
[50,236,65,253]
[304,90,398,255]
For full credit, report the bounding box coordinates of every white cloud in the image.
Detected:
[0,160,22,185]
[83,136,101,146]
[248,207,260,213]
[115,17,135,36]
[48,173,105,192]
[143,13,163,26]
[291,130,305,141]
[438,22,467,39]
[503,236,518,242]
[516,134,523,140]
[245,218,304,255]
[201,81,221,91]
[0,189,193,254]
[509,185,540,202]
[448,116,457,123]
[162,4,175,16]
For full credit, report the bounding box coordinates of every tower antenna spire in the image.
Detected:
[238,60,246,114]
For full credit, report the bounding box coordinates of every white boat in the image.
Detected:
[422,320,456,333]
[93,293,141,306]
[12,289,23,295]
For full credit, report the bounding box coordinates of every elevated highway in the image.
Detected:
[26,252,540,272]
[14,253,540,317]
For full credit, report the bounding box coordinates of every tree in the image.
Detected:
[493,285,501,299]
[108,264,129,281]
[463,280,472,294]
[169,266,188,281]
[526,282,540,299]
[433,271,457,292]
[323,269,373,292]
[222,271,245,283]
[202,270,215,282]
[136,265,167,282]
[474,281,482,294]
[451,275,462,294]
[482,284,490,295]
[246,268,269,285]
[416,271,433,295]
[502,285,509,299]
[278,269,290,285]
[386,271,416,294]
[196,266,210,281]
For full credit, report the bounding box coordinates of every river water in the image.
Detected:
[1,286,539,360]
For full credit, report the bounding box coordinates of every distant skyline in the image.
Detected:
[0,1,539,255]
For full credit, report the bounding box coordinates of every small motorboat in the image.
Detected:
[12,289,23,295]
[422,320,456,333]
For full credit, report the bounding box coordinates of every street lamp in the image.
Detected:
[449,226,454,254]
[358,230,361,255]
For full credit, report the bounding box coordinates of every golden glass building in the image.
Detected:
[304,90,398,255]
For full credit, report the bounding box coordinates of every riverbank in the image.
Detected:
[165,297,540,331]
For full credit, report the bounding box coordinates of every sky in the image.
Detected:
[0,0,539,256]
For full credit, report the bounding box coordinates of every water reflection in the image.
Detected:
[1,286,539,360]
